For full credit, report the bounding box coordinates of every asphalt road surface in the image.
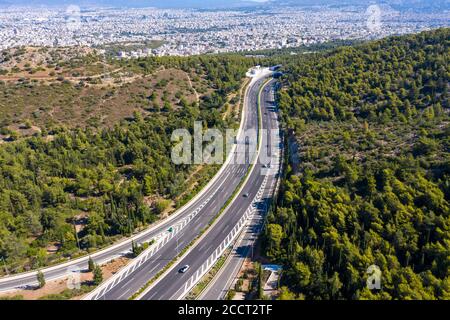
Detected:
[0,71,268,295]
[138,78,280,300]
[92,75,271,299]
[200,81,281,300]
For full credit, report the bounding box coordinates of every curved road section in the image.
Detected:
[136,78,280,300]
[0,68,271,294]
[83,70,273,300]
[200,81,281,300]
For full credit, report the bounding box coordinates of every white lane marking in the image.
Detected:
[146,290,159,300]
[96,173,236,293]
[117,288,132,300]
[179,175,271,299]
[121,276,136,288]
[145,264,160,276]
[137,76,275,301]
[198,241,208,251]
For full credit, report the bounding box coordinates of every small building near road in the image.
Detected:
[262,264,282,299]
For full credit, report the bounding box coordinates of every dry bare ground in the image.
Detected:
[0,257,130,300]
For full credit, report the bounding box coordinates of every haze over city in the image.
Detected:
[0,0,448,55]
[1,0,449,10]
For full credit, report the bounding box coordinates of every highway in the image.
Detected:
[200,82,281,300]
[137,78,280,300]
[0,69,270,294]
[0,155,243,292]
[84,71,274,299]
[198,200,269,300]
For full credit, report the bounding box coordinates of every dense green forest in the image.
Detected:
[0,54,256,273]
[264,28,449,299]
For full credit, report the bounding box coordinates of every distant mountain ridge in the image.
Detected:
[0,0,448,11]
[0,0,247,8]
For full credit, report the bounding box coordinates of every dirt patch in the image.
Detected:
[0,257,130,300]
[0,67,201,133]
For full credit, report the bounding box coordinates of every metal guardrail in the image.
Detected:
[86,71,274,301]
[179,174,269,299]
[197,83,283,300]
[83,187,222,300]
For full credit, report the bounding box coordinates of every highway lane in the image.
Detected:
[0,70,267,294]
[138,79,279,300]
[199,199,267,300]
[200,81,282,300]
[92,75,270,299]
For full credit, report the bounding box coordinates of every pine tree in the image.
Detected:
[88,256,95,272]
[258,264,264,299]
[37,270,45,289]
[93,265,103,285]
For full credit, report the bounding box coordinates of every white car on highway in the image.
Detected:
[179,265,190,273]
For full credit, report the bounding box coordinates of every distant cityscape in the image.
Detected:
[0,5,449,57]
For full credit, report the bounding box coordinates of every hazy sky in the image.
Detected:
[0,0,448,10]
[0,0,249,7]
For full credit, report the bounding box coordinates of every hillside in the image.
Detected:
[264,28,449,300]
[0,47,242,136]
[0,49,258,274]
